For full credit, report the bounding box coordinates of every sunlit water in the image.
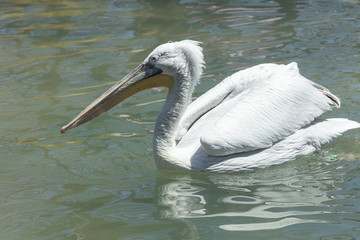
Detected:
[1,0,360,239]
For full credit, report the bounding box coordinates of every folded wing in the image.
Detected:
[177,63,340,156]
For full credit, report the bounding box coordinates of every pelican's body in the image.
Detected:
[61,40,359,173]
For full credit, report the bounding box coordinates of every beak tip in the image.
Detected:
[60,124,72,134]
[60,127,66,134]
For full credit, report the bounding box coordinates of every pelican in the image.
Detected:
[61,40,359,172]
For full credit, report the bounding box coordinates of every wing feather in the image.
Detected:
[178,63,340,156]
[177,63,290,140]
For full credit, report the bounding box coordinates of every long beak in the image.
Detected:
[60,63,173,134]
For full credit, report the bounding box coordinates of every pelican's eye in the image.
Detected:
[150,55,158,64]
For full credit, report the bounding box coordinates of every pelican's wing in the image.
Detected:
[178,63,340,156]
[176,63,291,140]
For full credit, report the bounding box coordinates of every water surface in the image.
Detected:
[1,0,360,239]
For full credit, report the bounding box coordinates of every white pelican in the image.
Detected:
[61,40,359,172]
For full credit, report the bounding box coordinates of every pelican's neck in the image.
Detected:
[153,74,194,170]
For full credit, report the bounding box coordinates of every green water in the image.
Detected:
[1,0,360,239]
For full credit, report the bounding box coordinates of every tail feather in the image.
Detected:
[296,118,359,149]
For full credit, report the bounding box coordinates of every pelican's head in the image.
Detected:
[60,40,205,133]
[145,40,205,84]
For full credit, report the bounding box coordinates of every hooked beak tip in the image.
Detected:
[60,123,73,134]
[60,126,68,134]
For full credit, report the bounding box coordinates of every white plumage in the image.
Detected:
[61,40,359,173]
[177,62,340,156]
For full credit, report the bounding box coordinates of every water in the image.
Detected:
[1,0,360,239]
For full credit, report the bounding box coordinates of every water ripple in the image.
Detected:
[220,217,327,231]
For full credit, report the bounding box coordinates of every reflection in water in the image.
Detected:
[157,176,207,218]
[155,160,342,233]
[220,217,325,231]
